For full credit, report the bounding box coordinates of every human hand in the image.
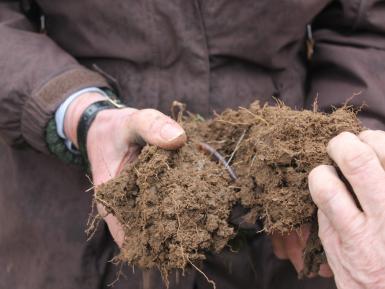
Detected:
[64,92,186,246]
[271,225,333,277]
[309,131,385,289]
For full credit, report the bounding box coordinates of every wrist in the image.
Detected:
[86,108,137,176]
[64,92,107,148]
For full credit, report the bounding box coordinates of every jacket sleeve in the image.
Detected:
[307,0,385,130]
[0,0,109,153]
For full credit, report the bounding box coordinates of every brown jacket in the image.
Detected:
[1,0,385,288]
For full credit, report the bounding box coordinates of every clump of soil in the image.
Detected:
[209,102,362,232]
[94,101,362,280]
[96,141,237,281]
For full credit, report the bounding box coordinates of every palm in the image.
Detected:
[85,107,186,247]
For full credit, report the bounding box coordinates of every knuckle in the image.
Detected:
[141,108,165,118]
[337,131,355,141]
[135,108,155,120]
[126,109,140,120]
[308,165,336,200]
[327,131,354,151]
[339,131,355,138]
[141,108,158,114]
[316,184,339,209]
[347,216,364,235]
[309,165,328,185]
[358,129,375,141]
[308,167,319,187]
[342,147,377,176]
[122,110,138,126]
[141,109,172,125]
[358,130,385,147]
[376,129,385,137]
[340,215,366,241]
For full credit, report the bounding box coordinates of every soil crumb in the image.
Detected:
[95,100,362,280]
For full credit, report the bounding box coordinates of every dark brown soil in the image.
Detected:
[95,101,362,280]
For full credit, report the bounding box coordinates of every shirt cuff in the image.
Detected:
[55,87,108,152]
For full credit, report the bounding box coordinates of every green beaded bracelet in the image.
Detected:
[46,118,85,166]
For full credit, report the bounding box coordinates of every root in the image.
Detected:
[187,258,216,289]
[85,212,102,241]
[107,259,125,287]
[86,198,102,241]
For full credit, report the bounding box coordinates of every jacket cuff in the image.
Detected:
[21,67,110,154]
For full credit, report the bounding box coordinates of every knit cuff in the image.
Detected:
[21,67,110,154]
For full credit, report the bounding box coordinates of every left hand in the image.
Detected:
[309,131,385,289]
[64,92,187,247]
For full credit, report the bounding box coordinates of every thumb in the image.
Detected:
[126,108,187,149]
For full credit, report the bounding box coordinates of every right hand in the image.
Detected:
[64,92,187,247]
[309,131,385,289]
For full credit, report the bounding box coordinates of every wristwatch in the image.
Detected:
[77,97,125,165]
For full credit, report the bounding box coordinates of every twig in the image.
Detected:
[238,106,269,125]
[248,154,258,176]
[197,142,238,180]
[226,129,246,166]
[215,119,252,126]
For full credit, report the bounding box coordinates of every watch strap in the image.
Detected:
[77,99,124,165]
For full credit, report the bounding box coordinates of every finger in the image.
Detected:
[327,132,385,215]
[318,210,363,289]
[317,210,341,275]
[313,210,334,279]
[270,233,288,259]
[97,203,125,247]
[282,232,304,273]
[126,109,187,149]
[309,165,365,238]
[319,263,333,278]
[359,130,385,169]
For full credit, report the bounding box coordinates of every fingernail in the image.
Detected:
[160,123,185,141]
